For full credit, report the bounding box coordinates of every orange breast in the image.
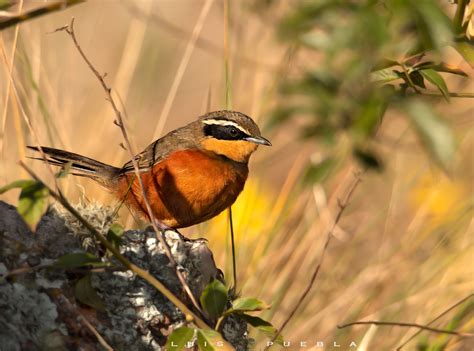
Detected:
[115,149,248,228]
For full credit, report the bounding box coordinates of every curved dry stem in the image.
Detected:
[53,17,209,326]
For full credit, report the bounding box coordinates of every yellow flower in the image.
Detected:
[410,173,468,226]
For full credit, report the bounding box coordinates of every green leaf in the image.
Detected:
[0,179,49,229]
[372,58,400,71]
[199,280,228,319]
[353,148,383,171]
[434,63,468,77]
[303,158,335,184]
[226,297,270,314]
[352,95,386,139]
[165,327,195,351]
[405,100,456,172]
[55,161,72,179]
[238,313,283,345]
[420,69,450,101]
[196,329,234,351]
[300,32,330,50]
[412,1,453,51]
[55,252,101,268]
[18,181,49,229]
[74,273,105,311]
[454,39,474,68]
[106,223,124,248]
[414,61,468,77]
[0,179,35,194]
[409,71,425,89]
[370,68,402,83]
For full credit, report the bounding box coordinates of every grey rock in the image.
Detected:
[0,201,248,350]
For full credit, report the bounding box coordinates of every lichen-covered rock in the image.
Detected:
[0,201,248,350]
[0,283,61,351]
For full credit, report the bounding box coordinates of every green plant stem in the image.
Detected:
[401,63,420,93]
[0,0,85,31]
[19,161,210,330]
[416,91,474,98]
[223,0,237,292]
[228,207,237,290]
[453,0,468,34]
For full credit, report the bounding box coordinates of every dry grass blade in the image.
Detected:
[122,0,278,71]
[55,17,207,322]
[337,320,473,337]
[396,294,474,350]
[0,37,61,193]
[0,0,22,162]
[266,171,363,347]
[151,0,214,140]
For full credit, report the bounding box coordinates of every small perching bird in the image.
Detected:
[29,110,271,228]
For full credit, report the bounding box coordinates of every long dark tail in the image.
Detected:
[27,146,121,187]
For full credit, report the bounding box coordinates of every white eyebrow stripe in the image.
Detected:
[202,119,250,135]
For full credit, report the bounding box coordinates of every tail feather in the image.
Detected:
[27,146,120,186]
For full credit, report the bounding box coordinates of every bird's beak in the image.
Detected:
[244,135,272,146]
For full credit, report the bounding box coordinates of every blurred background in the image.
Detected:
[0,0,473,349]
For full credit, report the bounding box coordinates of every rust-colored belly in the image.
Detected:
[115,149,248,228]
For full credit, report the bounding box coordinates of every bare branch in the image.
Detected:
[0,0,85,31]
[57,293,113,351]
[55,18,206,319]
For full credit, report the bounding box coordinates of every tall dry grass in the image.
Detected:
[0,1,472,350]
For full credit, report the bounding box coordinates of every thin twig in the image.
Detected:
[396,294,474,350]
[337,320,473,337]
[416,90,474,98]
[0,0,85,31]
[57,293,114,351]
[2,263,125,281]
[77,314,114,351]
[266,171,363,347]
[19,161,210,330]
[1,264,50,280]
[56,18,205,318]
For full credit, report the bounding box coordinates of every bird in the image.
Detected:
[28,110,271,229]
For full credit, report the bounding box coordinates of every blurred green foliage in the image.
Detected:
[261,0,472,174]
[416,297,473,350]
[0,179,49,229]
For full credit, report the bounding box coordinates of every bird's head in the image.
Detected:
[198,110,271,163]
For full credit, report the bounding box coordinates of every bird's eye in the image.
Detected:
[229,127,238,136]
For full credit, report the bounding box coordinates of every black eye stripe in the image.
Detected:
[203,124,248,141]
